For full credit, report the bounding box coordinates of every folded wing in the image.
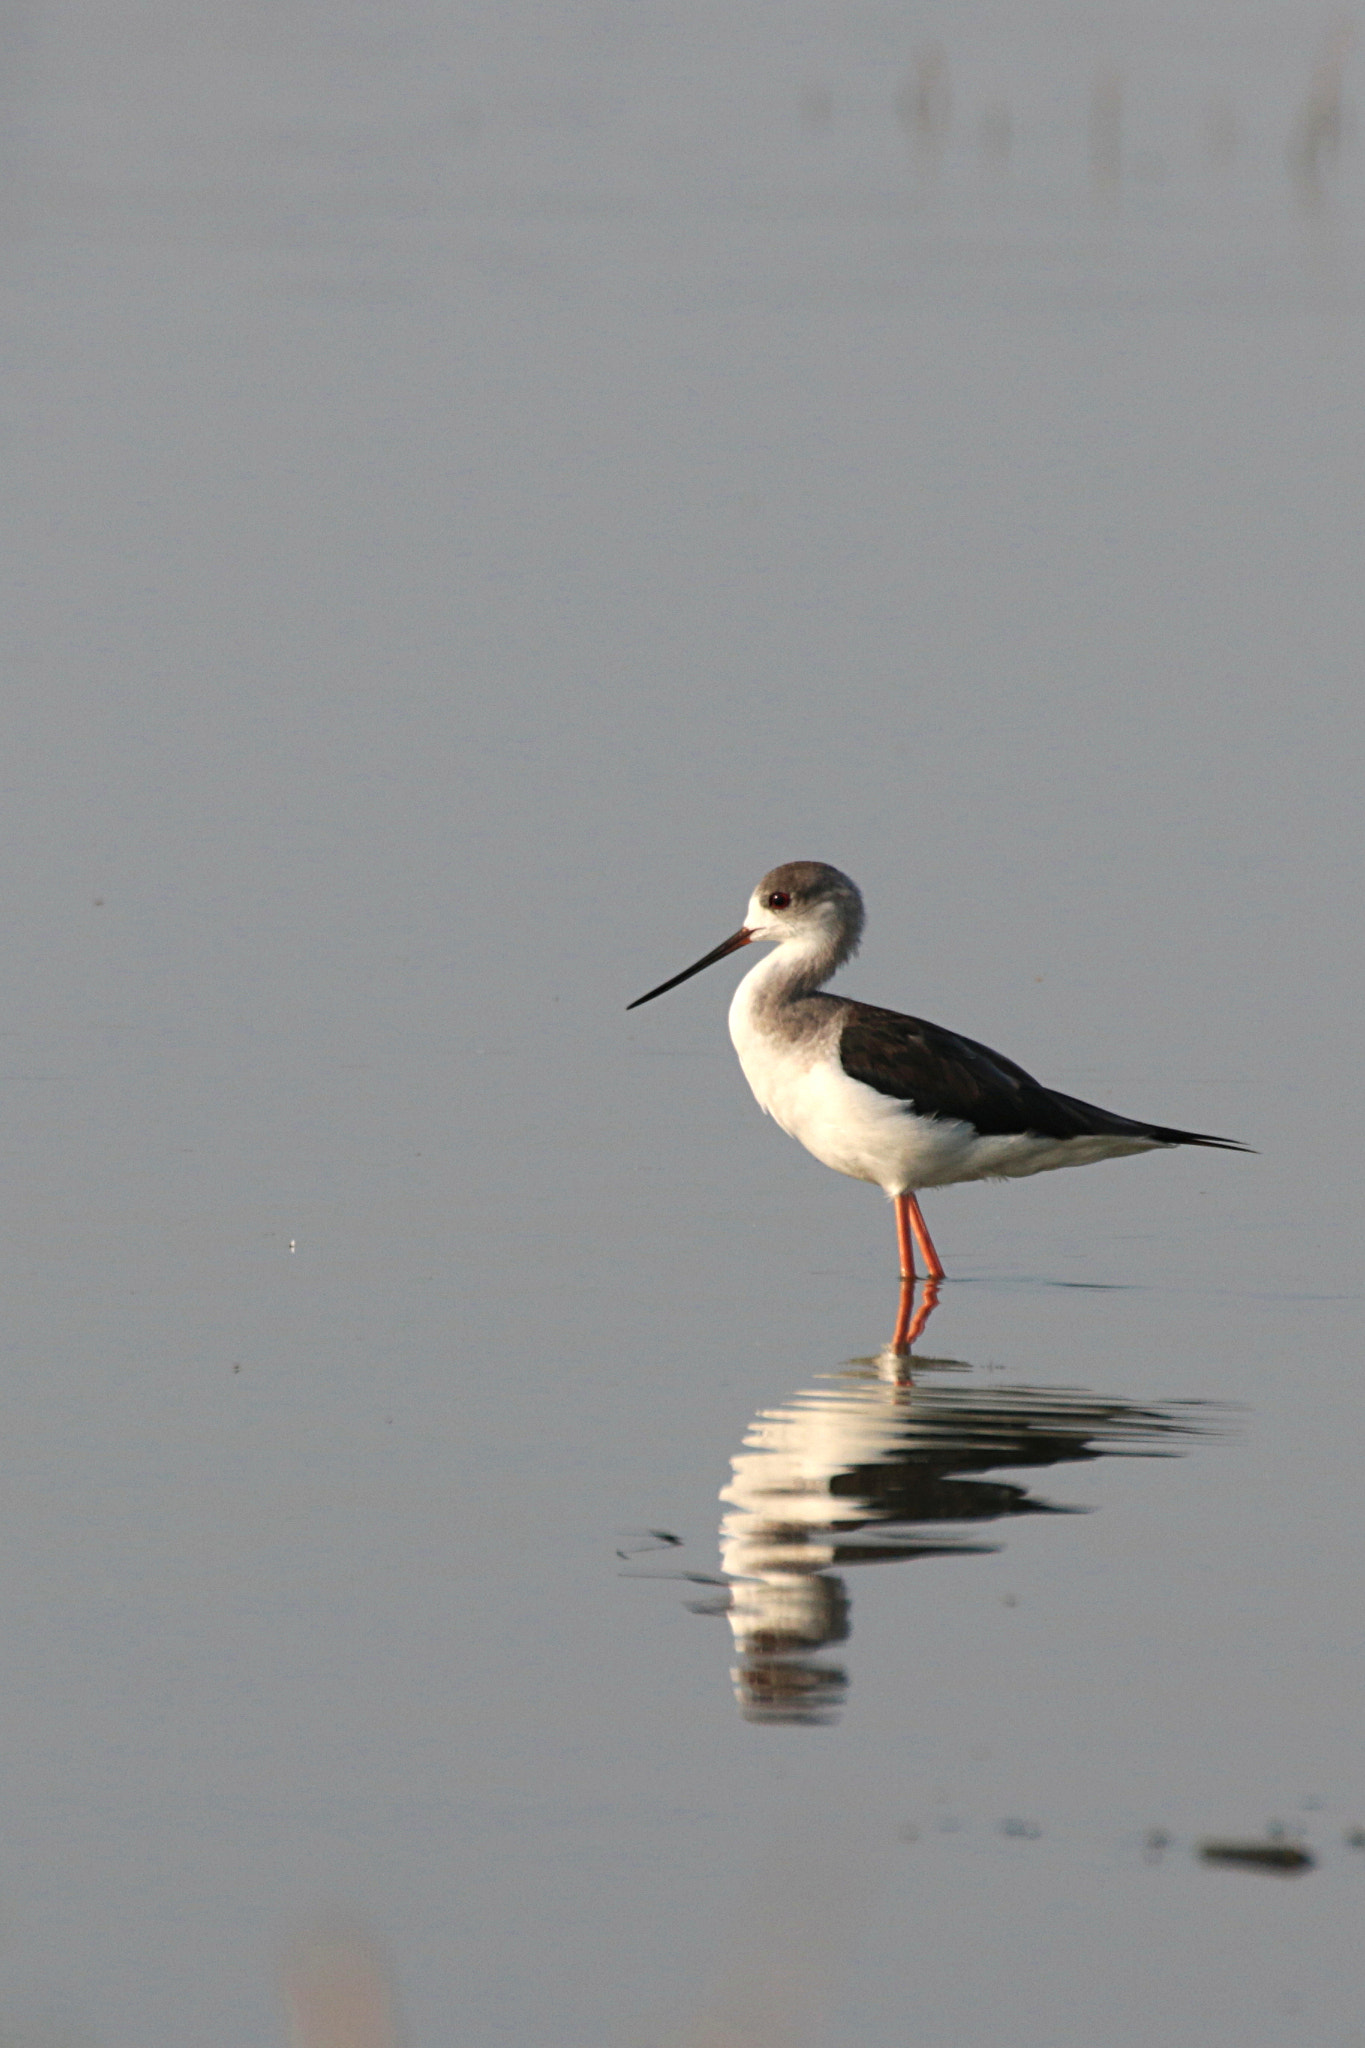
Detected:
[837,1004,1248,1150]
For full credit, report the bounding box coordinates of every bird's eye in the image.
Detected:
[766,890,791,910]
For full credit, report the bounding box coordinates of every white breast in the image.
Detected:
[728,971,975,1192]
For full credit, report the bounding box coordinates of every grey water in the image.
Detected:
[1,1,1362,2041]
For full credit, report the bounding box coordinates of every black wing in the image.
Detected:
[838,1002,1248,1150]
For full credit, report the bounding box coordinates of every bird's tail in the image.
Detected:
[1151,1126,1254,1152]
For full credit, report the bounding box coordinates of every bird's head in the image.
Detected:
[628,861,863,1010]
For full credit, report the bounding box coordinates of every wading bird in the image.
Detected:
[628,862,1246,1345]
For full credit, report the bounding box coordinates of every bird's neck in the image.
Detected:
[737,930,844,1014]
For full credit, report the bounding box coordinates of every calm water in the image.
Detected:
[1,2,1362,2042]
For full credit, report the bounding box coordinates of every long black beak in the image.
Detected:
[627,927,754,1009]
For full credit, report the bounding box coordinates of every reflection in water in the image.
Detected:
[280,1923,400,2048]
[692,1342,1217,1726]
[890,1274,939,1354]
[896,43,953,174]
[1289,22,1355,212]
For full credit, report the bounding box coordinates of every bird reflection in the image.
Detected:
[692,1341,1215,1726]
[890,1273,939,1353]
[1288,22,1354,213]
[280,1921,399,2048]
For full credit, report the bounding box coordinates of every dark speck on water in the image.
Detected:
[1198,1840,1316,1875]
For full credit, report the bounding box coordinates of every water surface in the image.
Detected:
[0,1,1361,2041]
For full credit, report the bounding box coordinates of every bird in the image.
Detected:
[627,861,1248,1297]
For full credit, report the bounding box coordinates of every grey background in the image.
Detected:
[0,1,1361,2041]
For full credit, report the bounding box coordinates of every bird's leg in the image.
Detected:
[890,1275,941,1357]
[894,1193,917,1281]
[905,1194,945,1281]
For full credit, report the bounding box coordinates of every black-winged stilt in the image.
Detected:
[628,862,1247,1336]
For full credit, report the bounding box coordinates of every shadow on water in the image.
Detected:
[631,1303,1226,1727]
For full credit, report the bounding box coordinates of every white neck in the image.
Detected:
[735,925,844,1015]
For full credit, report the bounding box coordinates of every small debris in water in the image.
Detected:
[615,1529,683,1560]
[1343,1827,1365,1850]
[998,1818,1042,1840]
[1142,1828,1172,1864]
[897,1821,920,1843]
[1198,1838,1315,1874]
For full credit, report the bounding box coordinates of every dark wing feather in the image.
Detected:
[838,1003,1248,1150]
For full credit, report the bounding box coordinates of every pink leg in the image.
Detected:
[894,1193,917,1280]
[905,1193,945,1281]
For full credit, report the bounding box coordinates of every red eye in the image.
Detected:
[766,890,791,910]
